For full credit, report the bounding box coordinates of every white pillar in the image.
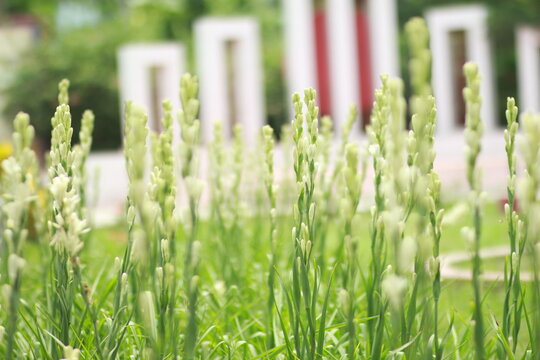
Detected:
[117,43,184,134]
[516,26,540,113]
[428,17,453,136]
[282,0,317,97]
[367,0,400,87]
[194,17,265,145]
[326,0,361,135]
[426,5,497,134]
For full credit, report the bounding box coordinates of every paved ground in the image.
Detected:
[440,245,533,281]
[87,131,510,224]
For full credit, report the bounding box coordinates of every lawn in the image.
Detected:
[15,201,514,358]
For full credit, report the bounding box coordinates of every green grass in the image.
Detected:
[11,202,511,358]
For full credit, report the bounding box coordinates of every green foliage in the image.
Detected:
[2,22,127,150]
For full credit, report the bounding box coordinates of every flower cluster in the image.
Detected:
[0,111,38,358]
[72,110,94,209]
[48,80,89,258]
[291,89,319,259]
[463,62,483,191]
[462,61,486,360]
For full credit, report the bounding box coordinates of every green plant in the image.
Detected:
[462,62,485,360]
[517,112,540,359]
[177,74,203,360]
[3,16,540,360]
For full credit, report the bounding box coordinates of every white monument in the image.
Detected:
[426,5,496,134]
[516,26,540,113]
[117,43,185,133]
[367,0,400,85]
[282,0,318,97]
[95,43,185,219]
[194,17,265,145]
[282,0,399,133]
[326,0,361,135]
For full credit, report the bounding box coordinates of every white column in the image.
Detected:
[117,43,184,135]
[426,5,496,134]
[326,0,361,135]
[282,0,317,97]
[428,18,454,135]
[367,0,400,87]
[194,17,265,145]
[516,26,540,113]
[466,7,496,133]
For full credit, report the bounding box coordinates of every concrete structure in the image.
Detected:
[117,43,185,134]
[326,0,361,136]
[366,0,400,85]
[283,0,399,133]
[516,26,540,113]
[282,0,318,97]
[194,17,265,145]
[96,6,517,219]
[426,5,497,134]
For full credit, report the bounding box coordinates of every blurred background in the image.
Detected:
[0,0,539,153]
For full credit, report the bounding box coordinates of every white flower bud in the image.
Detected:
[126,205,136,225]
[511,252,518,273]
[399,237,417,274]
[8,254,25,284]
[63,345,80,360]
[161,238,170,262]
[428,256,440,278]
[368,144,380,157]
[156,267,164,286]
[121,272,128,295]
[2,285,12,307]
[131,229,147,265]
[300,222,309,242]
[138,291,157,341]
[114,257,121,274]
[214,280,226,297]
[270,208,277,222]
[382,274,408,309]
[305,240,312,257]
[338,289,350,314]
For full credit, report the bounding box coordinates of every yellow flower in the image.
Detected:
[0,142,13,176]
[0,142,13,162]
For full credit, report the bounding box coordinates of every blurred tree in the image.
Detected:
[1,20,137,150]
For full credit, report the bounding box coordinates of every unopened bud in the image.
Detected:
[338,289,350,314]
